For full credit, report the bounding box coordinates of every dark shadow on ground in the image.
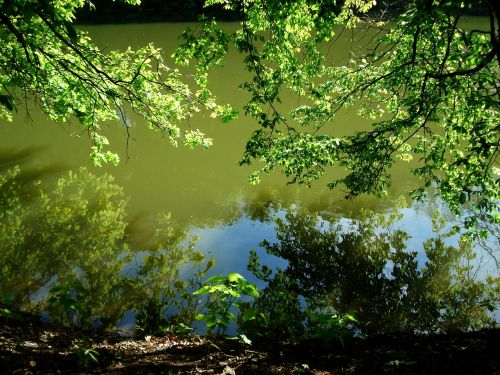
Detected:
[1,312,499,374]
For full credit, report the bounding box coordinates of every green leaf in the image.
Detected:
[206,275,226,284]
[227,289,240,298]
[195,313,205,321]
[239,334,252,345]
[228,273,243,283]
[193,286,210,295]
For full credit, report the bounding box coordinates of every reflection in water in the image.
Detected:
[0,160,213,333]
[0,157,498,336]
[131,213,215,336]
[0,162,130,326]
[248,203,500,336]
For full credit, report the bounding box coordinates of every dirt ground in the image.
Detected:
[1,311,499,374]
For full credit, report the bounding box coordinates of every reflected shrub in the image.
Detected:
[246,201,499,339]
[132,214,215,336]
[2,163,498,339]
[0,165,215,333]
[0,166,131,325]
[243,259,304,340]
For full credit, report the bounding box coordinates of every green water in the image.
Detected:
[0,23,418,228]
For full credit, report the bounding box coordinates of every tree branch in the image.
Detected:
[0,11,33,65]
[426,46,497,80]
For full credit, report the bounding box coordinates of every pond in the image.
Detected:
[0,22,498,337]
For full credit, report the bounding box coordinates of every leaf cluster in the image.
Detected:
[0,0,233,165]
[193,272,259,336]
[177,0,499,237]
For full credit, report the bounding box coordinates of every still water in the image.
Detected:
[0,22,498,334]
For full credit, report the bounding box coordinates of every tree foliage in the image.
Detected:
[177,0,500,236]
[1,0,499,235]
[0,0,236,166]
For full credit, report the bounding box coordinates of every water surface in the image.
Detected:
[0,22,497,333]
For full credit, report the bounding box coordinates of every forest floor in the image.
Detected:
[1,311,499,374]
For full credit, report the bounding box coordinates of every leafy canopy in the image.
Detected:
[176,0,499,236]
[0,0,236,166]
[1,0,498,235]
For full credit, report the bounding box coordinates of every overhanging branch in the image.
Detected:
[426,46,497,80]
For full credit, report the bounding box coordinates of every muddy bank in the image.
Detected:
[1,311,499,374]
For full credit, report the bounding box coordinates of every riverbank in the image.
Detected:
[2,311,499,374]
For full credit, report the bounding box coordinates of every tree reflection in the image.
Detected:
[0,164,130,324]
[249,202,499,335]
[0,161,213,331]
[131,213,215,336]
